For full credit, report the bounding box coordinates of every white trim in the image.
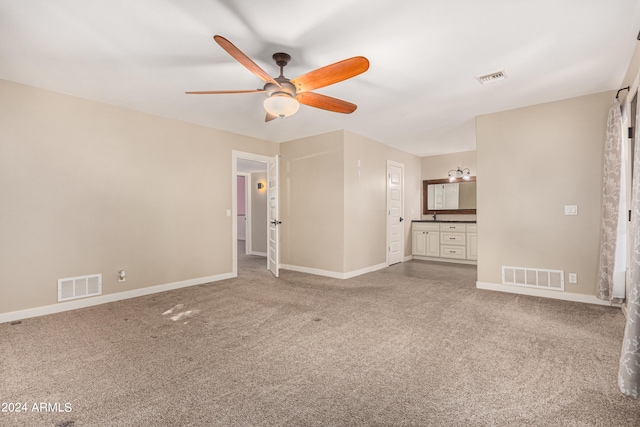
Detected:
[344,263,388,279]
[476,281,622,307]
[403,255,414,262]
[0,272,234,324]
[280,262,388,280]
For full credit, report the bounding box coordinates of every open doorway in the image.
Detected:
[236,159,268,273]
[232,151,279,278]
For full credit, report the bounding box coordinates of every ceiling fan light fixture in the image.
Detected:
[263,93,299,118]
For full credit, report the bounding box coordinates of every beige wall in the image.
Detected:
[476,91,612,295]
[0,79,277,314]
[279,131,345,272]
[279,130,421,274]
[250,171,268,254]
[343,131,421,272]
[421,150,477,180]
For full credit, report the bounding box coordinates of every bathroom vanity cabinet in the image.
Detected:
[412,221,477,265]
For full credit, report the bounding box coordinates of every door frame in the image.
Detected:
[232,151,274,277]
[386,160,405,266]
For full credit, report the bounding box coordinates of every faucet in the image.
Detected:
[432,212,437,221]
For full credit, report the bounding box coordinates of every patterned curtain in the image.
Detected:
[597,99,625,303]
[619,96,640,399]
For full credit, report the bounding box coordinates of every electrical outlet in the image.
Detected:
[568,273,577,283]
[118,270,126,283]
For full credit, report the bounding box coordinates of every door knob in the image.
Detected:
[399,217,404,222]
[270,220,282,226]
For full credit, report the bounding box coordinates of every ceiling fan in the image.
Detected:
[186,35,370,122]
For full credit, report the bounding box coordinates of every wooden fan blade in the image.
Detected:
[185,89,265,94]
[214,35,280,87]
[291,56,369,93]
[296,92,357,114]
[265,112,278,122]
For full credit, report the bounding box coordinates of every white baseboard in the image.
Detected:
[280,262,388,280]
[248,251,267,257]
[0,272,235,324]
[476,281,622,307]
[403,255,413,262]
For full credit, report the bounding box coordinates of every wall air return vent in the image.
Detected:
[502,266,564,291]
[58,274,102,302]
[476,70,507,85]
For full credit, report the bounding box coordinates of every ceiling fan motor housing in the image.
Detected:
[265,79,297,99]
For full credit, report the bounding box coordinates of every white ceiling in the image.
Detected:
[1,0,639,156]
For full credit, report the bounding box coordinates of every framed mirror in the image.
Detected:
[422,177,476,215]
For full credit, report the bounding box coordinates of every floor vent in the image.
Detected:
[58,274,102,302]
[502,266,564,291]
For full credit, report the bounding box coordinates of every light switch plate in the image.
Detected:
[564,205,578,215]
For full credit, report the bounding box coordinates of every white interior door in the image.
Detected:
[387,161,404,265]
[267,155,280,277]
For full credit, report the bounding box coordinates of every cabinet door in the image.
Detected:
[425,231,440,257]
[467,233,478,260]
[412,231,426,255]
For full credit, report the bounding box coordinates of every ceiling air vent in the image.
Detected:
[476,70,507,85]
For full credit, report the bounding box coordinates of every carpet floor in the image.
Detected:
[1,246,638,426]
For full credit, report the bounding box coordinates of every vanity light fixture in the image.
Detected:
[448,167,471,182]
[257,182,264,189]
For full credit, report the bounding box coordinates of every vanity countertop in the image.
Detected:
[412,220,477,223]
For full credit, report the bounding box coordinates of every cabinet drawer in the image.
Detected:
[413,223,439,232]
[441,232,465,245]
[440,223,466,232]
[441,245,466,259]
[467,224,477,233]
